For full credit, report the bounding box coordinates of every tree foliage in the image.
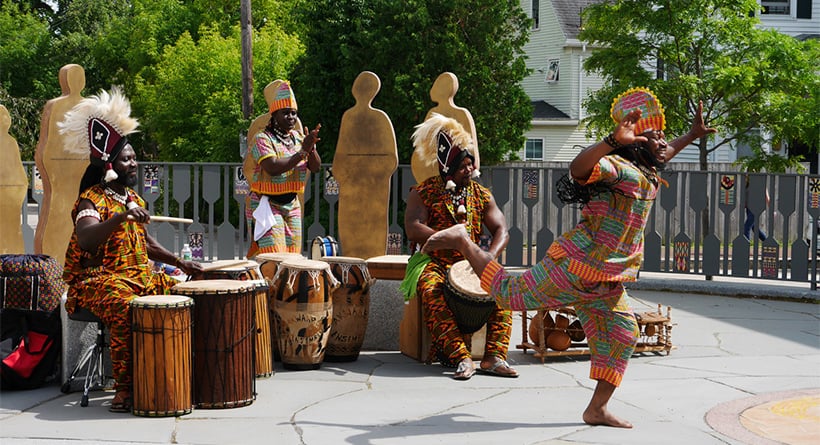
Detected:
[291,0,532,165]
[579,0,819,172]
[133,24,303,162]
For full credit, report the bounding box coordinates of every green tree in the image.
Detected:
[291,0,532,165]
[579,0,819,172]
[133,23,303,162]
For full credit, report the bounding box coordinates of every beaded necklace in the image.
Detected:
[104,187,128,205]
[273,127,294,147]
[450,186,469,224]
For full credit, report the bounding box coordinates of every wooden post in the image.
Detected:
[240,0,253,119]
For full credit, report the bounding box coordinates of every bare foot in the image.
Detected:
[582,406,633,428]
[421,224,469,253]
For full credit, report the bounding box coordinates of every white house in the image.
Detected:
[517,0,819,165]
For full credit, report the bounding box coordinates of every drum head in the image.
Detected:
[172,279,255,294]
[448,260,487,300]
[254,252,304,263]
[131,295,193,307]
[279,258,333,272]
[320,256,366,266]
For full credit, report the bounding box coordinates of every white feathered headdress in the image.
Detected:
[411,113,478,190]
[58,87,139,183]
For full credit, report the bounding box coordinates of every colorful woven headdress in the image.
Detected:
[58,87,139,184]
[269,80,298,113]
[610,87,665,134]
[412,113,478,190]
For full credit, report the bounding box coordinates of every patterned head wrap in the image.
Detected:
[610,87,665,134]
[269,80,298,113]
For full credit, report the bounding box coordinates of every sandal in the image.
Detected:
[108,391,132,413]
[453,359,476,380]
[478,359,519,378]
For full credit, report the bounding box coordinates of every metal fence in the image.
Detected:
[21,162,820,289]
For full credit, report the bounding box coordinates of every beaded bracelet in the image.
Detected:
[604,133,623,149]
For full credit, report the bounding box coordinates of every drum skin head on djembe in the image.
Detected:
[444,260,496,335]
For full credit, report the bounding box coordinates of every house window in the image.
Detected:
[525,139,544,161]
[545,59,559,83]
[761,0,790,15]
[532,0,540,29]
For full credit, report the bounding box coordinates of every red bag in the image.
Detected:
[1,309,61,390]
[2,331,53,379]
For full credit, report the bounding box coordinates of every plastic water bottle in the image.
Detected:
[181,244,192,261]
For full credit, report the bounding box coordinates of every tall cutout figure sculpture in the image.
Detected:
[0,105,28,253]
[34,64,86,264]
[411,72,479,183]
[333,71,398,259]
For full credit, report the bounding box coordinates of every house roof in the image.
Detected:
[532,100,571,119]
[552,0,603,40]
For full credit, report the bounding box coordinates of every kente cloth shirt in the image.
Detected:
[63,185,156,312]
[249,129,309,196]
[481,154,660,292]
[413,175,491,266]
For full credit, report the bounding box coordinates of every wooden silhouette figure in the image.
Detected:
[0,105,28,254]
[333,71,398,259]
[34,64,86,264]
[411,72,479,182]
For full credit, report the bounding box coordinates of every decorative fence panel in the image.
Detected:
[20,162,819,289]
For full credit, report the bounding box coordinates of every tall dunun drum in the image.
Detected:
[172,280,255,409]
[444,260,496,335]
[193,269,273,378]
[270,259,339,370]
[130,295,194,417]
[320,256,374,362]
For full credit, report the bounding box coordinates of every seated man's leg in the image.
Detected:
[419,262,470,367]
[78,279,143,393]
[480,307,517,376]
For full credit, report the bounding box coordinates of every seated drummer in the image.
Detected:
[404,114,518,380]
[59,88,203,412]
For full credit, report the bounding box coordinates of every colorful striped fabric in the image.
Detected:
[249,130,309,196]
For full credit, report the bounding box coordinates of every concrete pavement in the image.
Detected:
[1,278,818,445]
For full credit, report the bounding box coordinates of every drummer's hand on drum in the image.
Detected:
[177,260,204,277]
[421,224,470,254]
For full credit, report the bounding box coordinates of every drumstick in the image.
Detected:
[200,260,250,272]
[126,215,194,224]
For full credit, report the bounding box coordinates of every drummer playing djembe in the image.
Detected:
[60,88,203,412]
[404,113,517,380]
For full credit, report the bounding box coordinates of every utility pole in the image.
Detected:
[240,0,253,119]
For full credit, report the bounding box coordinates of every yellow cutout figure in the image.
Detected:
[411,72,479,183]
[0,105,28,254]
[333,72,398,259]
[34,64,86,264]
